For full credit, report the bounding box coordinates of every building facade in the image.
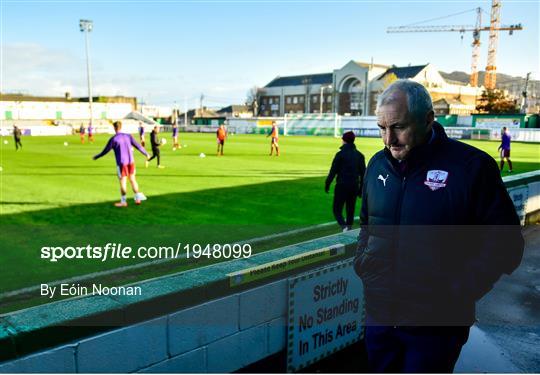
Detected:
[257,61,484,116]
[217,105,253,118]
[0,94,137,121]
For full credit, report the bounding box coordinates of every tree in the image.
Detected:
[476,89,520,114]
[381,72,398,89]
[246,86,260,116]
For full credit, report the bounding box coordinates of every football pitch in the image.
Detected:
[1,133,539,312]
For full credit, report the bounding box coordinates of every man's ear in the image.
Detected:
[426,110,435,127]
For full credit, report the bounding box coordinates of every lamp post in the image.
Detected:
[184,95,188,126]
[79,19,94,128]
[320,85,332,114]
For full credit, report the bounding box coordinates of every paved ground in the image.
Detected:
[456,224,540,373]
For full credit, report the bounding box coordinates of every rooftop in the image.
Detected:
[354,61,390,69]
[378,64,428,81]
[265,73,333,88]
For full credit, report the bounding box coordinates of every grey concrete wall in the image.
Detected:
[0,279,292,373]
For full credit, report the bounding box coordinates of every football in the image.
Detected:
[161,138,167,145]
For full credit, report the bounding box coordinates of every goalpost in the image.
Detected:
[283,113,341,137]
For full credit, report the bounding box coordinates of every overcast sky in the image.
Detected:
[1,0,538,108]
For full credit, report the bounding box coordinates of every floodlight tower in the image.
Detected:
[79,19,94,127]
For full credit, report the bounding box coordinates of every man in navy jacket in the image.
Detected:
[325,131,366,231]
[354,80,524,372]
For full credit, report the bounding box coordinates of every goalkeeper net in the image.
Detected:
[283,113,341,137]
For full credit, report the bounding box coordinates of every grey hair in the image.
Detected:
[377,80,433,122]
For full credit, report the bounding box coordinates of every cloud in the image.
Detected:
[2,43,89,96]
[3,43,78,71]
[0,43,254,106]
[1,43,167,99]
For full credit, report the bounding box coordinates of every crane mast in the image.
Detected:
[470,8,482,87]
[521,72,531,113]
[485,0,501,89]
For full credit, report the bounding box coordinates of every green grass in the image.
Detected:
[0,133,538,312]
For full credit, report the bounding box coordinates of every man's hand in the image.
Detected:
[353,254,364,277]
[325,184,330,194]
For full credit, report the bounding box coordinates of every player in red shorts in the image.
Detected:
[138,121,146,147]
[266,121,280,156]
[93,121,149,207]
[172,123,181,151]
[87,123,94,143]
[216,123,227,156]
[79,125,85,144]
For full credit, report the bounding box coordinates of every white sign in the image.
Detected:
[475,117,521,129]
[287,260,364,372]
[508,186,529,225]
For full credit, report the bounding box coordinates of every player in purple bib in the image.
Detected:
[498,126,513,173]
[172,123,180,150]
[79,125,85,144]
[87,124,94,143]
[138,121,146,147]
[93,121,149,207]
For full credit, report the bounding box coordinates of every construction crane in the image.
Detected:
[387,0,522,89]
[521,72,531,113]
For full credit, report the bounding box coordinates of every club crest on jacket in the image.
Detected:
[424,170,448,191]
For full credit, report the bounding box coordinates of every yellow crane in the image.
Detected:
[387,0,522,89]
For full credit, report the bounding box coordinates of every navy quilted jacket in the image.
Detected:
[354,122,524,326]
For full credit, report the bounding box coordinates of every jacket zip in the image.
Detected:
[391,174,407,324]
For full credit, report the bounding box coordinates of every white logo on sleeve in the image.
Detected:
[424,170,449,191]
[378,174,389,187]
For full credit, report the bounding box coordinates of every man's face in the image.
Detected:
[376,92,432,161]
